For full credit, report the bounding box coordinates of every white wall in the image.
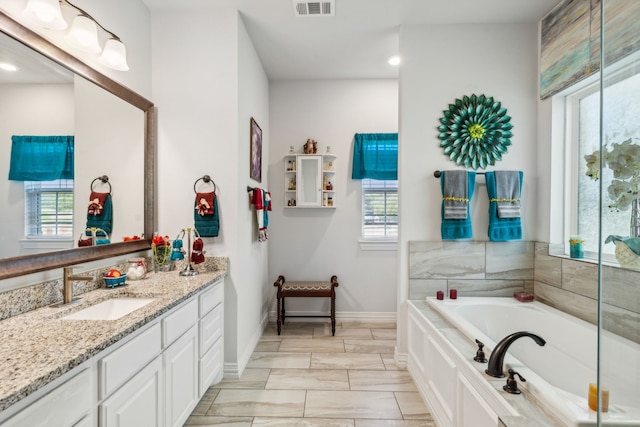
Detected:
[0,84,74,257]
[397,23,541,355]
[268,80,399,320]
[151,8,269,377]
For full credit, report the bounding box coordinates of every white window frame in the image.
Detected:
[562,53,640,263]
[359,178,397,250]
[24,179,74,239]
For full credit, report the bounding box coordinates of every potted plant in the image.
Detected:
[585,137,640,268]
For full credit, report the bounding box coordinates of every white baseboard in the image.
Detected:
[225,310,271,380]
[394,346,407,369]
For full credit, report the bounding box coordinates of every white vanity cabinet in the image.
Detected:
[0,276,225,427]
[284,154,336,208]
[1,367,92,427]
[197,280,224,397]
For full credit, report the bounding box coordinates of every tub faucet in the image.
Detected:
[61,266,94,305]
[485,331,546,378]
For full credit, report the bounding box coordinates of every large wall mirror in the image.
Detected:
[0,12,155,280]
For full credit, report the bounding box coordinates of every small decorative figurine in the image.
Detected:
[304,139,318,154]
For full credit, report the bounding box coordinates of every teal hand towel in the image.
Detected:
[440,171,476,240]
[194,192,220,237]
[86,192,112,236]
[486,171,523,241]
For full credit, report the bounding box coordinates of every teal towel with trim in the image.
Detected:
[440,171,476,240]
[86,193,112,236]
[486,171,523,241]
[194,193,220,237]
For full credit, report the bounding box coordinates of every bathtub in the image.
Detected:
[424,297,640,427]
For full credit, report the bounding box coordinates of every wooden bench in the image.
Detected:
[273,275,339,336]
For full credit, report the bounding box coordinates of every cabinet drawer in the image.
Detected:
[99,323,162,399]
[3,368,91,427]
[199,280,223,317]
[199,303,222,357]
[199,338,223,397]
[163,298,198,347]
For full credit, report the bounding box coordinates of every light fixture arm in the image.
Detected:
[61,0,122,41]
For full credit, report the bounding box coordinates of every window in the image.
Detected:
[351,132,398,245]
[25,179,74,237]
[568,63,640,257]
[362,178,398,239]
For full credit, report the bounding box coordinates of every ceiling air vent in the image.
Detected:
[293,0,335,17]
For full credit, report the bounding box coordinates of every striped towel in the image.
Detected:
[494,171,521,218]
[443,170,469,219]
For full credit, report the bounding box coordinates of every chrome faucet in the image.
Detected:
[485,331,546,378]
[61,266,94,305]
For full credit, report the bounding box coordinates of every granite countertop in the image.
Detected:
[409,300,563,427]
[0,264,227,413]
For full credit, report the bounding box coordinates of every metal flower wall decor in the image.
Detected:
[437,94,513,170]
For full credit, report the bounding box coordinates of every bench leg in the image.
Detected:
[276,295,282,335]
[281,297,286,326]
[331,295,336,336]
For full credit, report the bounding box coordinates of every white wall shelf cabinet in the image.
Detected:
[284,154,336,208]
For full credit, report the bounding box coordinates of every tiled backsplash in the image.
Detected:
[408,241,640,345]
[0,257,227,321]
[408,241,534,300]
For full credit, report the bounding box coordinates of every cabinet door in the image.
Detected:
[164,325,199,427]
[100,356,163,427]
[296,155,322,206]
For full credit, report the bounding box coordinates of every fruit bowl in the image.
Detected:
[104,273,127,288]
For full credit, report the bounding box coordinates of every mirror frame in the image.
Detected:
[0,12,156,280]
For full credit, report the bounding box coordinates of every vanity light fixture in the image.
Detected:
[23,0,129,71]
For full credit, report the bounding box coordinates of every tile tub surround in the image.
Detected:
[0,256,227,321]
[533,242,640,345]
[409,241,640,344]
[408,241,534,300]
[0,259,227,413]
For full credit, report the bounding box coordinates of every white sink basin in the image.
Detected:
[62,298,155,321]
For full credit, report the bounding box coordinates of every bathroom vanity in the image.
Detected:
[0,268,225,427]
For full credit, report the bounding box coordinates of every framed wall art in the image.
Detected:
[250,117,262,182]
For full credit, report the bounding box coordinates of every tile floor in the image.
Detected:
[184,321,436,427]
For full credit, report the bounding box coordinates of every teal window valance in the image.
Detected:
[351,133,398,180]
[8,135,74,181]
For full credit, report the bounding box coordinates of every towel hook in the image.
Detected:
[90,175,111,193]
[194,175,216,193]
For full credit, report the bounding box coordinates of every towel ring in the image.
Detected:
[194,175,216,193]
[90,175,111,193]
